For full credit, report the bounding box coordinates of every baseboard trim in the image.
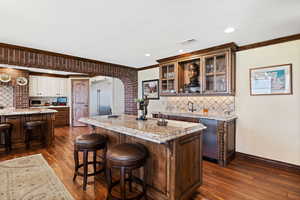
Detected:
[236,152,300,175]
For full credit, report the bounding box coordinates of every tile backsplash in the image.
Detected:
[0,86,14,108]
[148,96,235,115]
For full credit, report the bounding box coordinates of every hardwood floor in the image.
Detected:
[0,126,299,200]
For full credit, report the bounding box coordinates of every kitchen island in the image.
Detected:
[79,115,206,200]
[0,108,57,149]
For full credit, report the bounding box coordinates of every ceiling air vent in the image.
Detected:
[179,39,197,45]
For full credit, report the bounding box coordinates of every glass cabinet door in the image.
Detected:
[204,53,228,93]
[204,57,215,92]
[160,63,176,94]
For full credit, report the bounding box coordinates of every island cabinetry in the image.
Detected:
[95,127,203,200]
[0,112,55,148]
[51,107,70,127]
[158,43,237,96]
[5,115,24,144]
[152,114,236,166]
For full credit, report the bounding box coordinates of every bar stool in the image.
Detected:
[106,143,148,200]
[73,133,108,190]
[24,121,46,149]
[0,123,12,153]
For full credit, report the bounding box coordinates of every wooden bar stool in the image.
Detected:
[24,121,46,149]
[106,143,148,200]
[0,123,12,153]
[73,133,108,190]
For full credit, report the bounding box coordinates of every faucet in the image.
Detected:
[187,101,196,112]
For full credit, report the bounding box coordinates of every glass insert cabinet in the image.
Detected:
[158,44,236,96]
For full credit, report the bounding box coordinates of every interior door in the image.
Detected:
[72,79,89,126]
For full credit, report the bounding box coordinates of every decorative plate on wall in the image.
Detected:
[16,77,28,86]
[0,73,11,83]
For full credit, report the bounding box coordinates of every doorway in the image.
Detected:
[71,79,89,126]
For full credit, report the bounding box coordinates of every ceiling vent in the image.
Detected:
[179,39,197,45]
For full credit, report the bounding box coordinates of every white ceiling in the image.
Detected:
[0,0,299,68]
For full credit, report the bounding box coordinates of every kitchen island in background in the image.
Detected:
[0,108,57,150]
[79,115,206,200]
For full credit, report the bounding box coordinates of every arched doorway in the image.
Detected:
[0,43,138,115]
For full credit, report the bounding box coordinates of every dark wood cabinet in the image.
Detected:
[152,114,236,166]
[52,107,70,127]
[5,116,24,144]
[0,113,55,150]
[158,43,237,96]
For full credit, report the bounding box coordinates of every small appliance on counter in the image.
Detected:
[56,97,68,106]
[30,100,42,107]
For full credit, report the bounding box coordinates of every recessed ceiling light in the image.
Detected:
[145,53,151,57]
[178,49,184,53]
[224,27,235,33]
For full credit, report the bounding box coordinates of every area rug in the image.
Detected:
[0,154,74,200]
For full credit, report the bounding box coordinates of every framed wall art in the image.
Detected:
[142,79,159,99]
[250,64,292,95]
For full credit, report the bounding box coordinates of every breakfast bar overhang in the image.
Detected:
[79,115,206,200]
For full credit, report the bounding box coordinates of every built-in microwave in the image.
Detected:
[30,100,42,107]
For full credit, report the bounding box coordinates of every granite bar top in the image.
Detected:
[30,106,70,108]
[0,108,57,116]
[79,115,206,144]
[152,111,237,122]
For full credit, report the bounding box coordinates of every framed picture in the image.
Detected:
[142,79,159,99]
[250,64,293,95]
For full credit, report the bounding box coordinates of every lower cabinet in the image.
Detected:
[152,114,236,166]
[0,113,55,149]
[52,107,70,127]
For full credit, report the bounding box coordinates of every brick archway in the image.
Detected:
[0,43,137,115]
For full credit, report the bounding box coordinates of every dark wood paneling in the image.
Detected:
[0,42,134,70]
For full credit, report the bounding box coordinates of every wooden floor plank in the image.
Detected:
[0,126,299,200]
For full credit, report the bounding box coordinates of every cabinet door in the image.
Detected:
[58,78,68,97]
[29,76,39,96]
[37,76,49,97]
[5,116,24,143]
[203,52,229,94]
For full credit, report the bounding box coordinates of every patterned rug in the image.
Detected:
[0,154,74,200]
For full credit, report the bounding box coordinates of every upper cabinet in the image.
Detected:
[29,76,68,97]
[158,43,236,96]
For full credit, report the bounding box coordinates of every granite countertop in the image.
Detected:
[30,106,70,108]
[79,115,206,144]
[152,111,237,122]
[0,108,58,116]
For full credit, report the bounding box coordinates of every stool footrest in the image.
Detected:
[109,176,146,200]
[74,161,105,177]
